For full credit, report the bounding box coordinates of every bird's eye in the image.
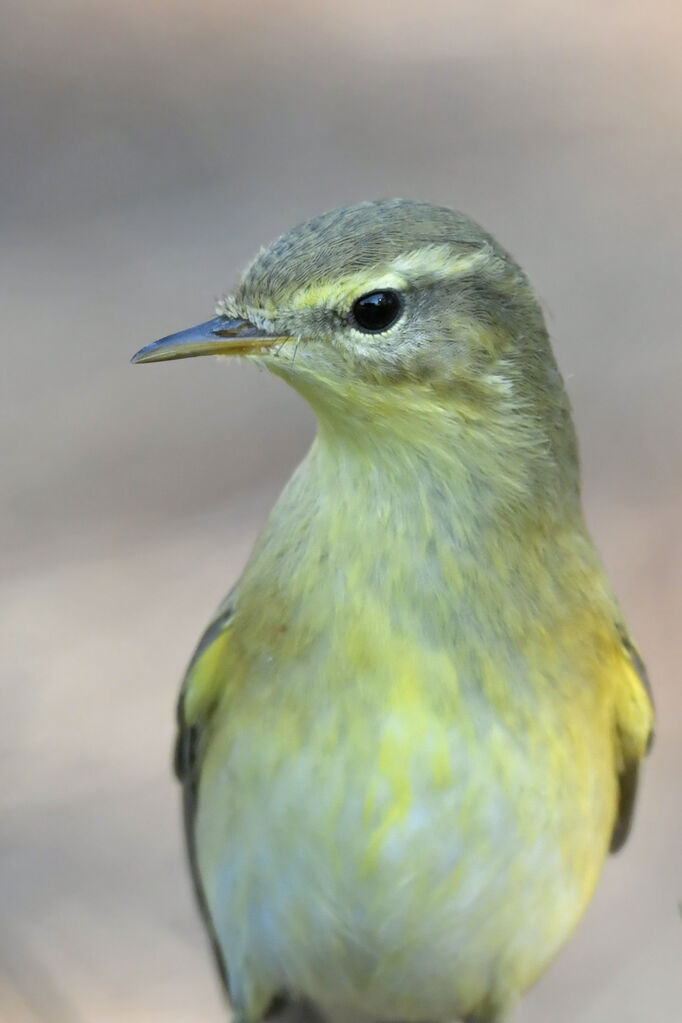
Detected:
[350,290,403,333]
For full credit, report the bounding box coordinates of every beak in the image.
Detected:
[131,316,289,365]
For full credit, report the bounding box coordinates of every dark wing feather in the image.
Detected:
[610,629,654,853]
[174,597,237,993]
[174,593,305,1020]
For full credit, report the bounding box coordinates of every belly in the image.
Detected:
[195,697,615,1021]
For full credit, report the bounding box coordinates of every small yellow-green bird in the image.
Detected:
[132,200,654,1023]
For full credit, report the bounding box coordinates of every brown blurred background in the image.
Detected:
[2,1,680,1020]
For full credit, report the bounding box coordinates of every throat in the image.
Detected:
[238,405,592,708]
[256,406,578,633]
[274,358,581,547]
[310,404,568,551]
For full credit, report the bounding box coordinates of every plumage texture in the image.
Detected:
[165,200,653,1023]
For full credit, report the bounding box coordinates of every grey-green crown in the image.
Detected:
[237,199,511,305]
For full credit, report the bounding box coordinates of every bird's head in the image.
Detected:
[133,200,576,484]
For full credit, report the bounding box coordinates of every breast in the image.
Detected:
[194,649,616,1022]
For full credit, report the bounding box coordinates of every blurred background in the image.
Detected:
[2,0,681,1019]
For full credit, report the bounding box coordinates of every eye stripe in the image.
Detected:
[284,247,489,312]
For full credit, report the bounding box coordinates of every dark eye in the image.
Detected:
[350,290,403,333]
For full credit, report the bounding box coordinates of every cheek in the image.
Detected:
[349,333,416,378]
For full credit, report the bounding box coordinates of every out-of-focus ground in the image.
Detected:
[2,1,680,1020]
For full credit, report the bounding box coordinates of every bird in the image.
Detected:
[132,199,654,1023]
